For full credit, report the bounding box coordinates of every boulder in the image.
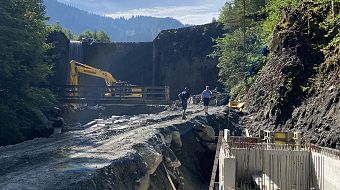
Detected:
[171,131,182,149]
[135,144,163,175]
[156,144,181,169]
[192,124,215,142]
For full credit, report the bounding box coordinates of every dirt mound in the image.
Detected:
[0,105,241,190]
[242,2,340,148]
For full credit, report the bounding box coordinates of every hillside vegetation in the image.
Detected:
[44,0,185,42]
[213,0,338,96]
[213,0,339,147]
[0,0,55,145]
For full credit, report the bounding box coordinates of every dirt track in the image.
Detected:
[0,105,226,190]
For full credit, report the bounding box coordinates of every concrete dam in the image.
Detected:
[48,22,225,99]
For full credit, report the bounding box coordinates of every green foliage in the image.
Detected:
[77,30,111,43]
[212,0,265,96]
[47,23,111,42]
[214,0,339,97]
[48,22,75,40]
[212,28,263,95]
[262,0,300,39]
[219,0,265,30]
[0,0,55,145]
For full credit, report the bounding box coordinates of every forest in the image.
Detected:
[0,0,55,145]
[44,0,185,42]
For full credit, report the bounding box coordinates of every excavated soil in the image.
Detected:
[0,105,240,190]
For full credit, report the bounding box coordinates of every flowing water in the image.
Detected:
[69,41,83,63]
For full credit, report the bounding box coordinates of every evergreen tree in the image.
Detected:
[262,0,300,39]
[48,22,74,39]
[77,30,111,42]
[0,0,55,145]
[211,0,265,96]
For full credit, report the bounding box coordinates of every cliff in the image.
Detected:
[242,2,340,148]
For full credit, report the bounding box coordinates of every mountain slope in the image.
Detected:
[44,0,185,42]
[55,0,213,13]
[242,2,340,148]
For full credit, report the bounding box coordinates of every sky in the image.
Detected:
[56,0,227,25]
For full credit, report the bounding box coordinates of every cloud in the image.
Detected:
[56,0,227,24]
[106,4,224,25]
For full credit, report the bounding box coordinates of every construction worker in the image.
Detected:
[201,86,212,115]
[178,87,190,119]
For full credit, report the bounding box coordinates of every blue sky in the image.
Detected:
[57,0,227,25]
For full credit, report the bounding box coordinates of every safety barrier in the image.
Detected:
[49,85,171,105]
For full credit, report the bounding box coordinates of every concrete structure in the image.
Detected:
[218,130,340,190]
[48,23,225,100]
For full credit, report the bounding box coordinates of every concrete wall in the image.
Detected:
[311,151,340,190]
[82,42,153,86]
[219,146,236,190]
[47,31,70,85]
[49,23,225,100]
[153,22,225,99]
[219,143,340,190]
[230,148,311,190]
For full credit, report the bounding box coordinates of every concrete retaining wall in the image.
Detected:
[230,148,311,190]
[219,142,340,190]
[311,151,340,190]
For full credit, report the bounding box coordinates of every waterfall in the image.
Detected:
[67,41,83,85]
[69,41,83,63]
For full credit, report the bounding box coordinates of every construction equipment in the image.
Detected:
[69,60,142,97]
[227,100,245,111]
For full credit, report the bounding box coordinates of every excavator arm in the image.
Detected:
[69,60,117,86]
[69,60,142,97]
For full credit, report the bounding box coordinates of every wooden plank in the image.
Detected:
[209,131,223,190]
[163,163,177,190]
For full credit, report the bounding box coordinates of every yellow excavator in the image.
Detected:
[69,60,142,97]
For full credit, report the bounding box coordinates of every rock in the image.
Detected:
[159,128,174,146]
[136,174,150,190]
[135,144,163,175]
[204,142,217,151]
[171,131,182,149]
[192,124,215,142]
[240,2,340,150]
[192,124,217,151]
[156,144,181,169]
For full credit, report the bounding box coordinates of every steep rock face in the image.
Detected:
[153,22,225,98]
[243,3,340,147]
